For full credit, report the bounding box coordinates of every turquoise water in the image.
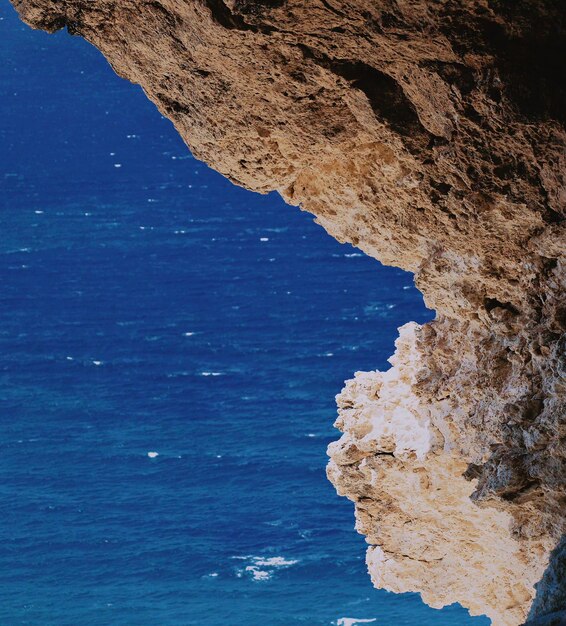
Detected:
[0,3,490,625]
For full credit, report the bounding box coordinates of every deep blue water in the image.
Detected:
[0,4,490,625]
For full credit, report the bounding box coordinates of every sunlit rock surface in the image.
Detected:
[328,323,552,626]
[10,1,566,623]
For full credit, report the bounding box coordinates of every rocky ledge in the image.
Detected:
[10,1,566,624]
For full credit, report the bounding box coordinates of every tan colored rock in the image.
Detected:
[9,1,566,623]
[328,324,551,625]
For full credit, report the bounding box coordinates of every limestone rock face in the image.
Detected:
[328,323,554,626]
[9,1,566,624]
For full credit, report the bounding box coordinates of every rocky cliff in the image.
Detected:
[9,1,566,624]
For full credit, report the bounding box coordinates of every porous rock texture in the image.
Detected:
[9,0,566,623]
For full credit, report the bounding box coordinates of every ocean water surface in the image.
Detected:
[0,3,490,625]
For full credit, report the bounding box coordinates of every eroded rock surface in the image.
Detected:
[328,323,556,625]
[9,1,566,624]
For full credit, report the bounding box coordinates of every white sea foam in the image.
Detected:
[337,619,376,626]
[253,557,298,567]
[200,372,223,376]
[232,555,298,582]
[92,360,103,366]
[147,451,159,458]
[245,566,270,581]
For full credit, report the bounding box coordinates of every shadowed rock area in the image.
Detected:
[9,0,566,623]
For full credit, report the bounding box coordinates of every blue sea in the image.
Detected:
[0,3,490,625]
